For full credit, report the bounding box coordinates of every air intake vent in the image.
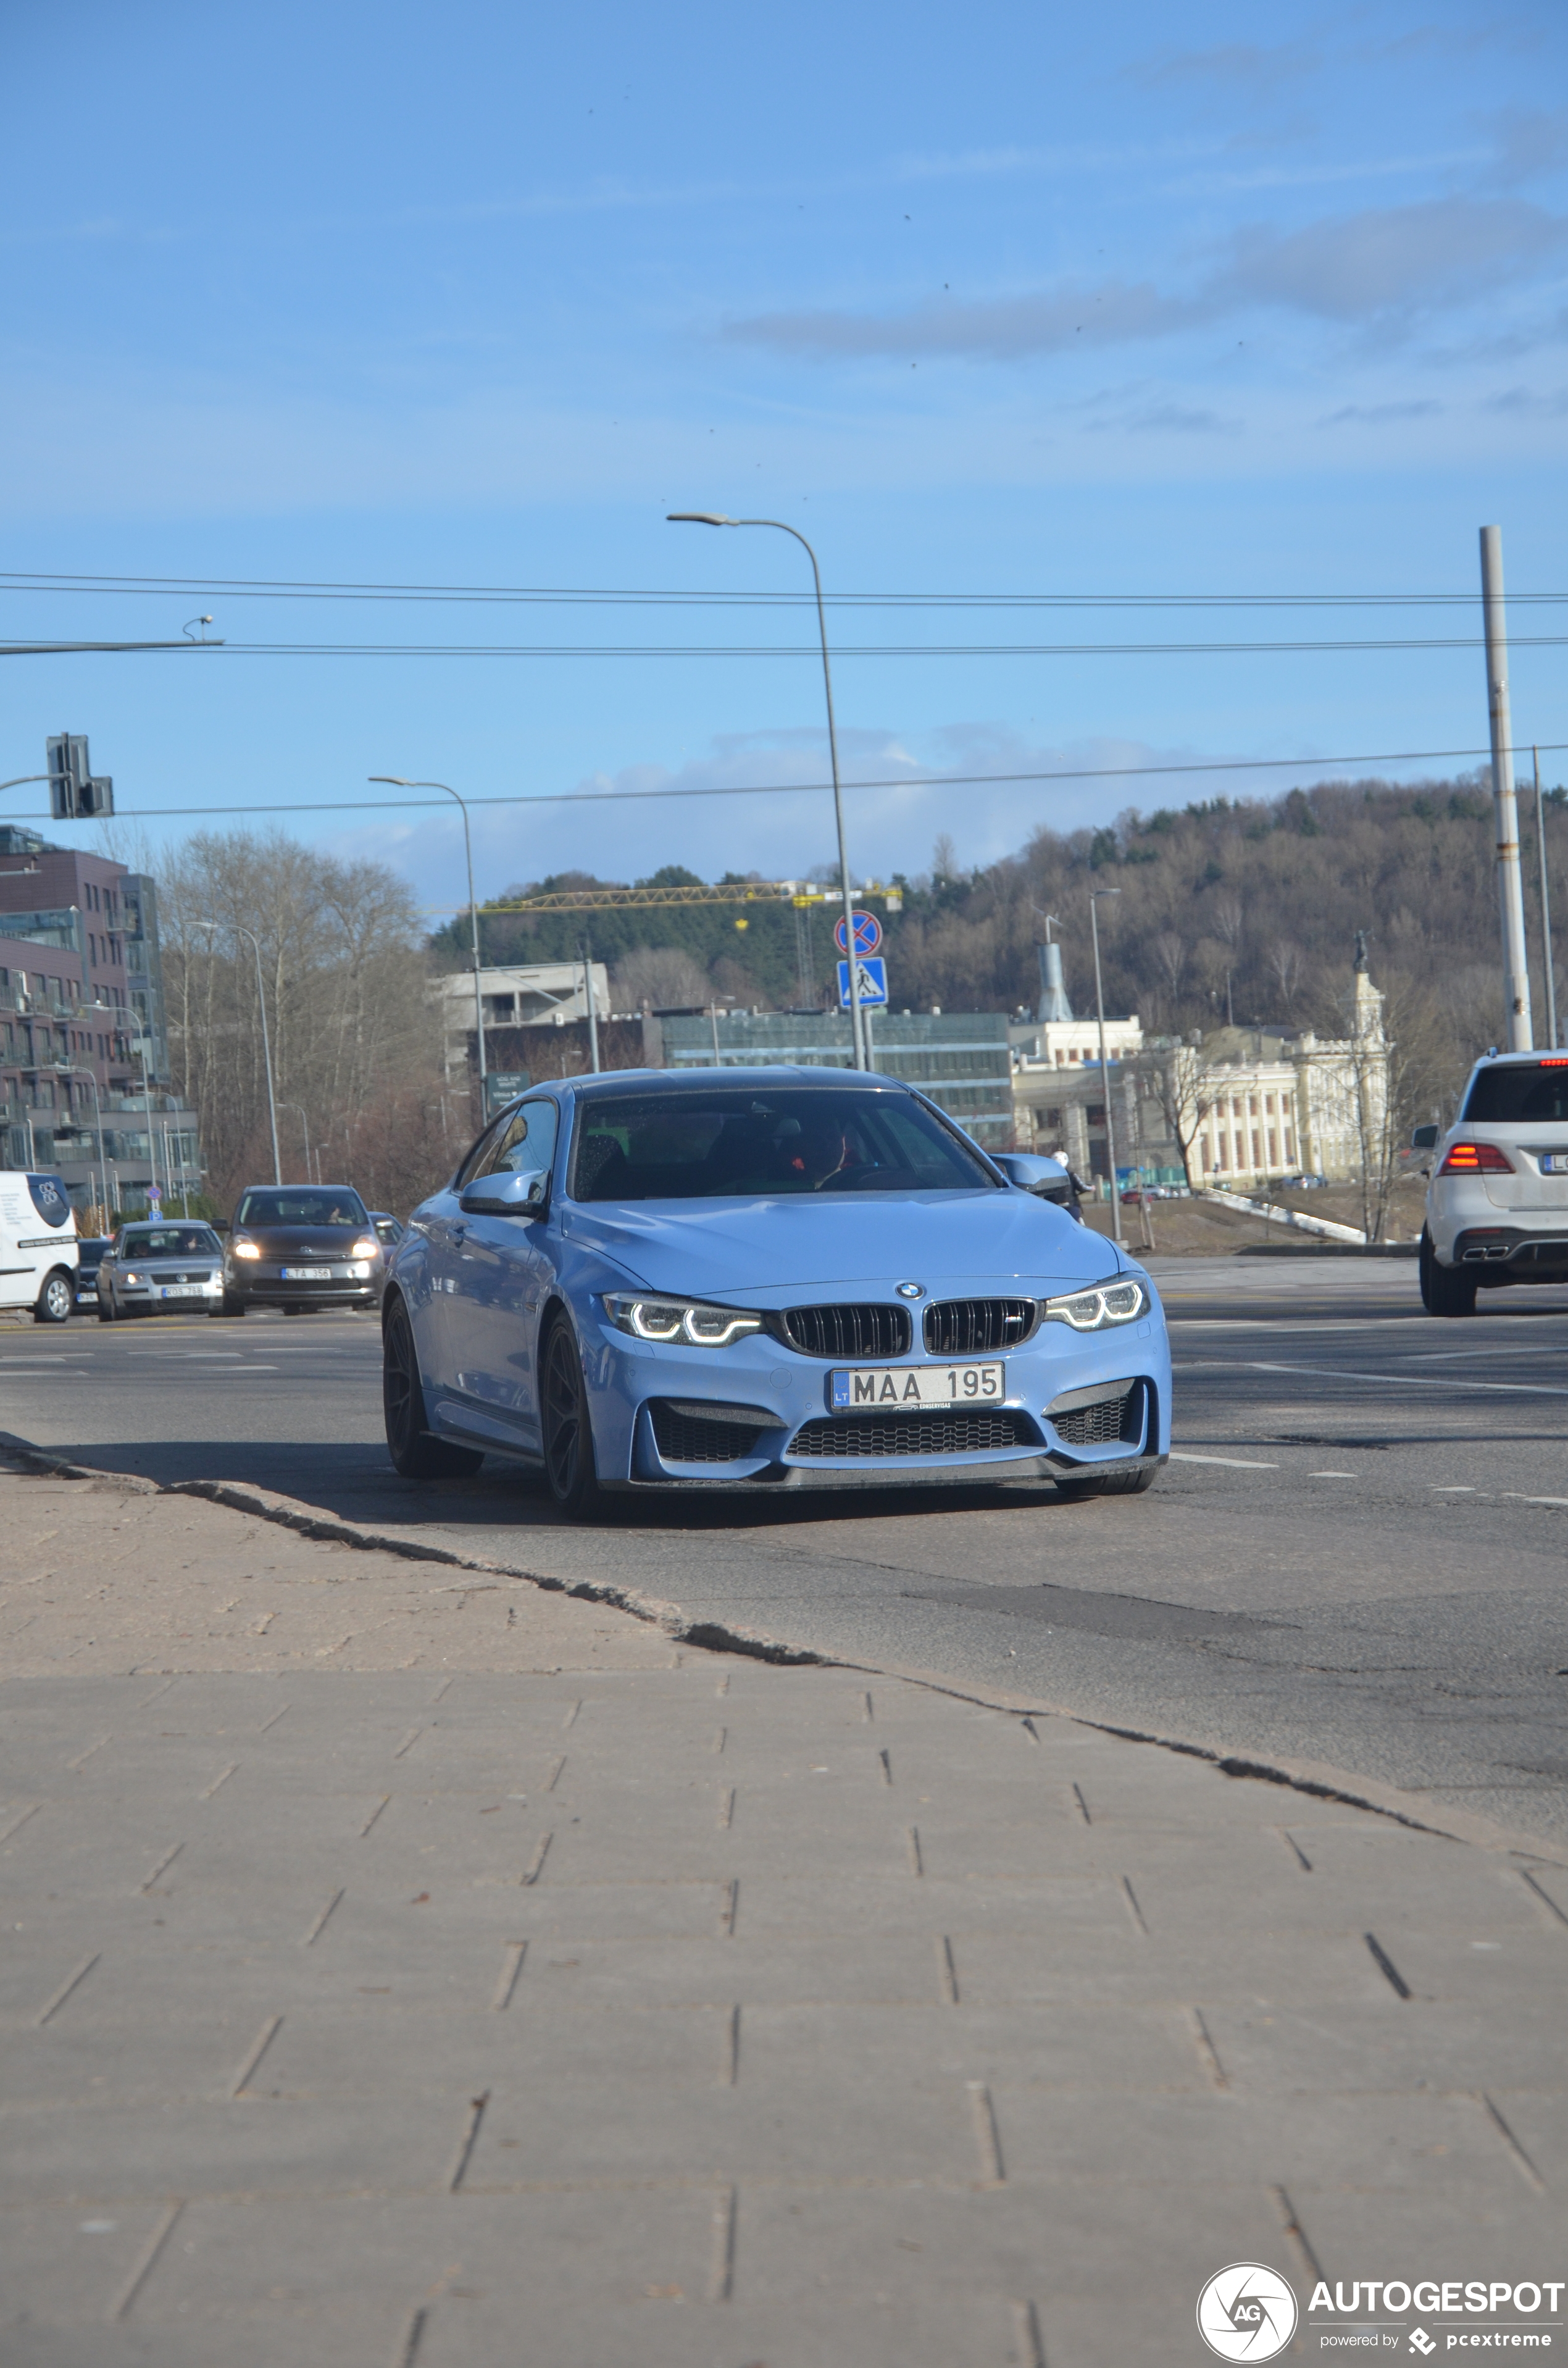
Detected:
[1050,1384,1141,1447]
[923,1297,1035,1356]
[778,1303,911,1360]
[651,1401,770,1464]
[788,1408,1033,1458]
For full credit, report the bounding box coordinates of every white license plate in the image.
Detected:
[159,1284,205,1298]
[281,1266,333,1281]
[1541,1153,1568,1174]
[830,1361,1004,1410]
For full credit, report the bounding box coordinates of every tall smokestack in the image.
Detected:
[1038,939,1074,1024]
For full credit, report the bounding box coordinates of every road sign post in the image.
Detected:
[836,955,888,1010]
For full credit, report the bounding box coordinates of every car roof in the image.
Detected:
[564,1065,915,1100]
[1470,1051,1568,1066]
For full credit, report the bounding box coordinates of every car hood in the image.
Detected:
[562,1189,1125,1300]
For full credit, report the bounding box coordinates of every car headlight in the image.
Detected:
[122,1270,142,1285]
[231,1236,261,1260]
[349,1237,379,1259]
[1040,1279,1146,1331]
[603,1292,762,1348]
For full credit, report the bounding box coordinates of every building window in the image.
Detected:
[1267,1129,1277,1164]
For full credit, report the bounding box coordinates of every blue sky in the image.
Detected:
[1,0,1565,916]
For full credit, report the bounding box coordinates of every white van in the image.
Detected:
[0,1172,80,1323]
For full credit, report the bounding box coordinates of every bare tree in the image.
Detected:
[1140,1041,1218,1189]
[1269,940,1306,1017]
[158,827,442,1211]
[607,945,711,1011]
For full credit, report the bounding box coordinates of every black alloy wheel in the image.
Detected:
[541,1318,603,1520]
[382,1298,483,1480]
[1055,1463,1160,1499]
[35,1271,73,1324]
[1419,1228,1477,1318]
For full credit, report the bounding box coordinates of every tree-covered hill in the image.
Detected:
[432,773,1567,1094]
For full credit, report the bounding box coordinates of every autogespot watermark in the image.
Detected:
[1199,2269,1566,2358]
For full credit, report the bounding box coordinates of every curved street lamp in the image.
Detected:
[667,514,866,1069]
[370,777,486,1087]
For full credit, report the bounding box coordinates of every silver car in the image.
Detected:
[98,1223,226,1320]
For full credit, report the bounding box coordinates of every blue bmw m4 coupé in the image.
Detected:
[382,1069,1170,1518]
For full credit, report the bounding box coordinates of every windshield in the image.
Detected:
[233,1189,369,1228]
[569,1086,997,1202]
[1462,1061,1568,1125]
[118,1226,222,1257]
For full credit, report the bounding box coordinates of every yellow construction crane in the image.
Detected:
[427,879,903,916]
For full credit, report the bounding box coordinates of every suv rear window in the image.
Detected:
[1462,1061,1568,1124]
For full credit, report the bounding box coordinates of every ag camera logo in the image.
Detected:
[1197,2264,1299,2361]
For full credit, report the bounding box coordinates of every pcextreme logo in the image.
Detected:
[1198,2264,1299,2361]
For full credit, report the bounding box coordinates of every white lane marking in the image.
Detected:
[1432,1486,1477,1492]
[1503,1493,1568,1508]
[1169,1450,1279,1468]
[1399,1345,1568,1363]
[1310,1471,1358,1479]
[1175,1358,1568,1399]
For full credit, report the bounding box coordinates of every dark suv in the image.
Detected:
[220,1184,383,1317]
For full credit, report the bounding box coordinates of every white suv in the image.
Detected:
[1420,1053,1568,1316]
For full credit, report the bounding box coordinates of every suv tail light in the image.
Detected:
[1440,1141,1514,1174]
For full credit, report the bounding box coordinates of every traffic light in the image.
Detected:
[46,734,114,818]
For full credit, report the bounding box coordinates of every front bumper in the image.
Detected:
[225,1260,378,1310]
[569,1299,1172,1490]
[109,1273,224,1312]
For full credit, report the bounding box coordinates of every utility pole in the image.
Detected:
[1535,749,1559,1050]
[1480,527,1534,1051]
[1089,889,1124,1247]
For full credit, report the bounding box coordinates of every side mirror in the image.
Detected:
[1409,1124,1439,1152]
[459,1167,549,1218]
[992,1152,1072,1203]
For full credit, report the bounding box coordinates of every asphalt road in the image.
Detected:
[4,1252,1567,1847]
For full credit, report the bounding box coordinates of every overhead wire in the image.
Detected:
[7,740,1562,832]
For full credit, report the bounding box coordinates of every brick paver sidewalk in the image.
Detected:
[2,1459,1566,2367]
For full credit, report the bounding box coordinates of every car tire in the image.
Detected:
[540,1317,605,1520]
[34,1270,74,1324]
[1055,1463,1160,1499]
[217,1294,247,1318]
[282,1305,307,1316]
[382,1297,483,1480]
[1419,1228,1477,1318]
[98,1298,115,1322]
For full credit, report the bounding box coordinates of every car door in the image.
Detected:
[446,1098,561,1454]
[413,1116,510,1392]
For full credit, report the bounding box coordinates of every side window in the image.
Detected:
[454,1118,507,1191]
[476,1099,559,1181]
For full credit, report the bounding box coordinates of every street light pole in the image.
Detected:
[370,777,486,1089]
[193,919,281,1185]
[667,514,865,1069]
[1089,888,1124,1247]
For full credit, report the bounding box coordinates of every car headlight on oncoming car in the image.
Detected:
[231,1235,262,1260]
[1040,1279,1146,1331]
[603,1292,762,1347]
